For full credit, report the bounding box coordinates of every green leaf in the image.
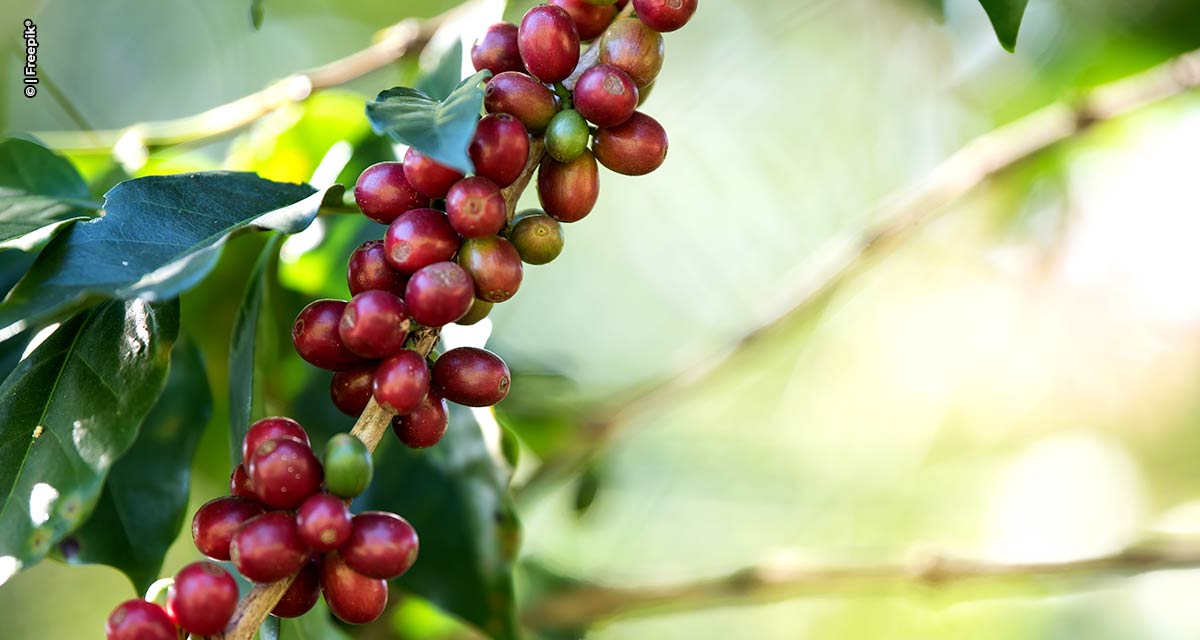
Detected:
[278,600,353,640]
[0,172,340,340]
[229,234,282,464]
[978,0,1031,52]
[61,336,212,592]
[251,0,265,29]
[0,138,99,252]
[366,71,492,174]
[416,40,466,101]
[0,298,179,582]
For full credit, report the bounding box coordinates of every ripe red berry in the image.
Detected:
[330,365,376,417]
[446,176,507,238]
[340,512,420,580]
[348,240,408,297]
[167,562,238,637]
[485,72,558,134]
[242,416,309,464]
[599,18,665,87]
[574,64,638,127]
[403,148,465,199]
[550,0,619,40]
[593,111,668,175]
[384,208,460,273]
[354,162,430,224]
[457,236,524,303]
[432,347,512,407]
[538,149,600,222]
[247,437,324,510]
[632,0,698,32]
[373,350,431,414]
[518,5,581,83]
[392,393,449,448]
[339,290,410,359]
[230,464,256,500]
[510,211,565,265]
[405,262,475,327]
[271,559,320,619]
[471,22,524,75]
[106,600,177,640]
[456,299,494,326]
[321,552,388,625]
[469,114,530,188]
[293,300,369,372]
[192,496,265,561]
[230,512,310,583]
[296,493,353,552]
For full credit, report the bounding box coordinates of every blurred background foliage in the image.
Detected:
[3,0,1200,638]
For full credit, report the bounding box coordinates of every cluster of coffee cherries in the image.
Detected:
[105,419,416,639]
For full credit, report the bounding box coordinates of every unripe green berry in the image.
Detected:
[510,211,565,265]
[457,299,494,326]
[323,433,373,499]
[545,109,590,163]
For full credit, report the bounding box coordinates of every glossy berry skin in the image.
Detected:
[293,300,369,372]
[384,208,460,274]
[106,600,177,640]
[632,0,698,32]
[403,148,464,199]
[373,350,431,414]
[348,240,408,297]
[471,22,524,75]
[485,72,558,134]
[469,114,530,188]
[330,365,376,417]
[340,512,420,579]
[243,417,309,464]
[167,562,238,637]
[339,290,410,358]
[550,0,619,40]
[432,347,512,407]
[230,464,257,500]
[230,512,310,583]
[545,109,591,163]
[247,438,324,510]
[457,236,524,303]
[599,18,665,87]
[518,5,581,83]
[393,393,449,448]
[511,212,565,265]
[354,162,430,224]
[456,299,494,325]
[192,496,265,561]
[321,552,388,625]
[271,559,320,619]
[323,433,374,499]
[574,64,638,127]
[446,177,507,238]
[538,149,600,222]
[405,262,475,327]
[593,111,668,176]
[296,493,353,552]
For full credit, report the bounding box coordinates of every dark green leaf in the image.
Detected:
[0,138,99,252]
[62,336,211,592]
[251,0,265,29]
[416,40,466,101]
[0,299,179,581]
[366,71,491,174]
[0,172,340,340]
[230,234,282,464]
[979,0,1031,52]
[278,600,352,640]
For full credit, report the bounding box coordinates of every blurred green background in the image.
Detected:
[4,0,1200,638]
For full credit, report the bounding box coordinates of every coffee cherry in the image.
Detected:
[538,149,600,222]
[384,208,460,273]
[296,493,353,552]
[348,240,408,297]
[469,114,530,188]
[545,109,591,163]
[485,72,558,134]
[293,300,369,372]
[271,559,320,619]
[321,552,388,625]
[457,236,524,303]
[456,298,494,325]
[599,18,665,87]
[392,393,449,448]
[192,496,264,561]
[518,5,581,83]
[638,80,655,105]
[593,111,668,175]
[230,464,256,500]
[248,437,324,510]
[432,347,512,407]
[340,512,420,579]
[243,416,309,464]
[339,290,410,359]
[511,211,565,265]
[373,350,431,414]
[106,600,176,640]
[574,64,638,127]
[550,0,619,40]
[405,262,475,327]
[167,562,237,636]
[471,22,524,75]
[632,0,698,32]
[230,512,309,583]
[403,148,465,199]
[584,0,620,4]
[330,365,375,417]
[354,162,430,225]
[323,433,374,499]
[446,177,507,238]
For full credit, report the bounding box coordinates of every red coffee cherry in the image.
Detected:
[167,562,237,637]
[469,114,530,188]
[106,600,177,640]
[230,512,310,583]
[293,300,369,372]
[230,464,256,500]
[593,111,668,175]
[330,365,376,417]
[373,350,431,414]
[321,552,388,625]
[405,262,475,327]
[242,416,309,464]
[271,559,320,619]
[632,0,698,32]
[484,72,558,134]
[457,236,524,303]
[456,298,494,326]
[518,5,581,83]
[384,208,460,273]
[192,496,264,561]
[432,347,512,407]
[403,148,465,199]
[339,290,410,359]
[247,438,324,510]
[510,211,565,265]
[599,18,665,87]
[296,492,353,552]
[354,162,430,225]
[574,64,638,127]
[348,240,408,297]
[550,0,619,40]
[340,512,420,580]
[538,149,600,222]
[471,22,524,75]
[446,176,507,238]
[392,393,449,448]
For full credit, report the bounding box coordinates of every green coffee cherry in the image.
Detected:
[510,210,565,265]
[545,109,590,163]
[323,433,373,498]
[456,298,494,326]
